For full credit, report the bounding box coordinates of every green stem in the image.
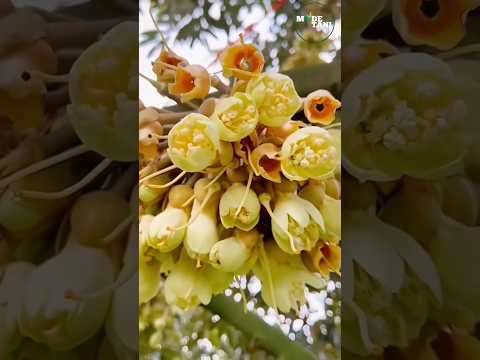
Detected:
[205,295,317,360]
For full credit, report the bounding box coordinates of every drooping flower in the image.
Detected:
[168,65,210,103]
[209,229,259,272]
[164,250,232,309]
[211,92,258,142]
[220,42,264,80]
[281,126,340,181]
[246,73,302,127]
[304,89,341,125]
[265,193,325,254]
[219,182,261,231]
[167,113,220,172]
[184,179,222,262]
[253,241,324,313]
[392,0,480,50]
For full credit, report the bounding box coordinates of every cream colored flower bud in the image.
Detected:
[219,183,260,231]
[271,193,325,254]
[209,229,259,272]
[148,207,188,253]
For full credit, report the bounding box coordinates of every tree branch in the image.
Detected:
[205,295,317,360]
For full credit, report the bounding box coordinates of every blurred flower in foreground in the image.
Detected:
[392,0,480,50]
[342,53,468,181]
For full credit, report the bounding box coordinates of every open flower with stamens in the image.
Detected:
[219,182,260,231]
[250,143,282,183]
[253,241,324,313]
[304,89,341,125]
[281,127,340,181]
[392,0,480,50]
[152,49,187,83]
[167,113,220,172]
[246,73,302,127]
[263,193,325,254]
[211,93,258,142]
[168,65,210,103]
[220,42,264,80]
[342,53,468,181]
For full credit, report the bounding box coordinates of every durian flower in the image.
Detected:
[302,242,341,277]
[139,107,164,161]
[265,193,325,254]
[246,73,302,127]
[304,89,341,125]
[211,92,258,142]
[209,229,259,272]
[168,65,210,103]
[152,48,187,83]
[220,42,264,80]
[146,185,193,253]
[392,0,480,50]
[167,113,220,172]
[253,241,324,313]
[68,21,138,161]
[18,242,114,350]
[164,251,232,309]
[148,208,188,253]
[281,126,340,181]
[342,53,468,181]
[250,143,282,183]
[184,179,222,262]
[219,182,261,231]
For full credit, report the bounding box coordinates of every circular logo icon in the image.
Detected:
[294,1,336,43]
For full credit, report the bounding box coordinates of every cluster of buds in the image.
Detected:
[139,36,342,314]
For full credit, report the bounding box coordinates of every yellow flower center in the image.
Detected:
[219,102,256,131]
[289,136,337,170]
[170,123,214,157]
[358,75,465,152]
[262,79,297,116]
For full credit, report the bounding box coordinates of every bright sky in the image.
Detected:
[139,0,340,109]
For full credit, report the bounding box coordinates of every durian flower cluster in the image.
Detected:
[139,39,342,313]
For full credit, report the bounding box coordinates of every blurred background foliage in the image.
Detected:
[141,0,340,73]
